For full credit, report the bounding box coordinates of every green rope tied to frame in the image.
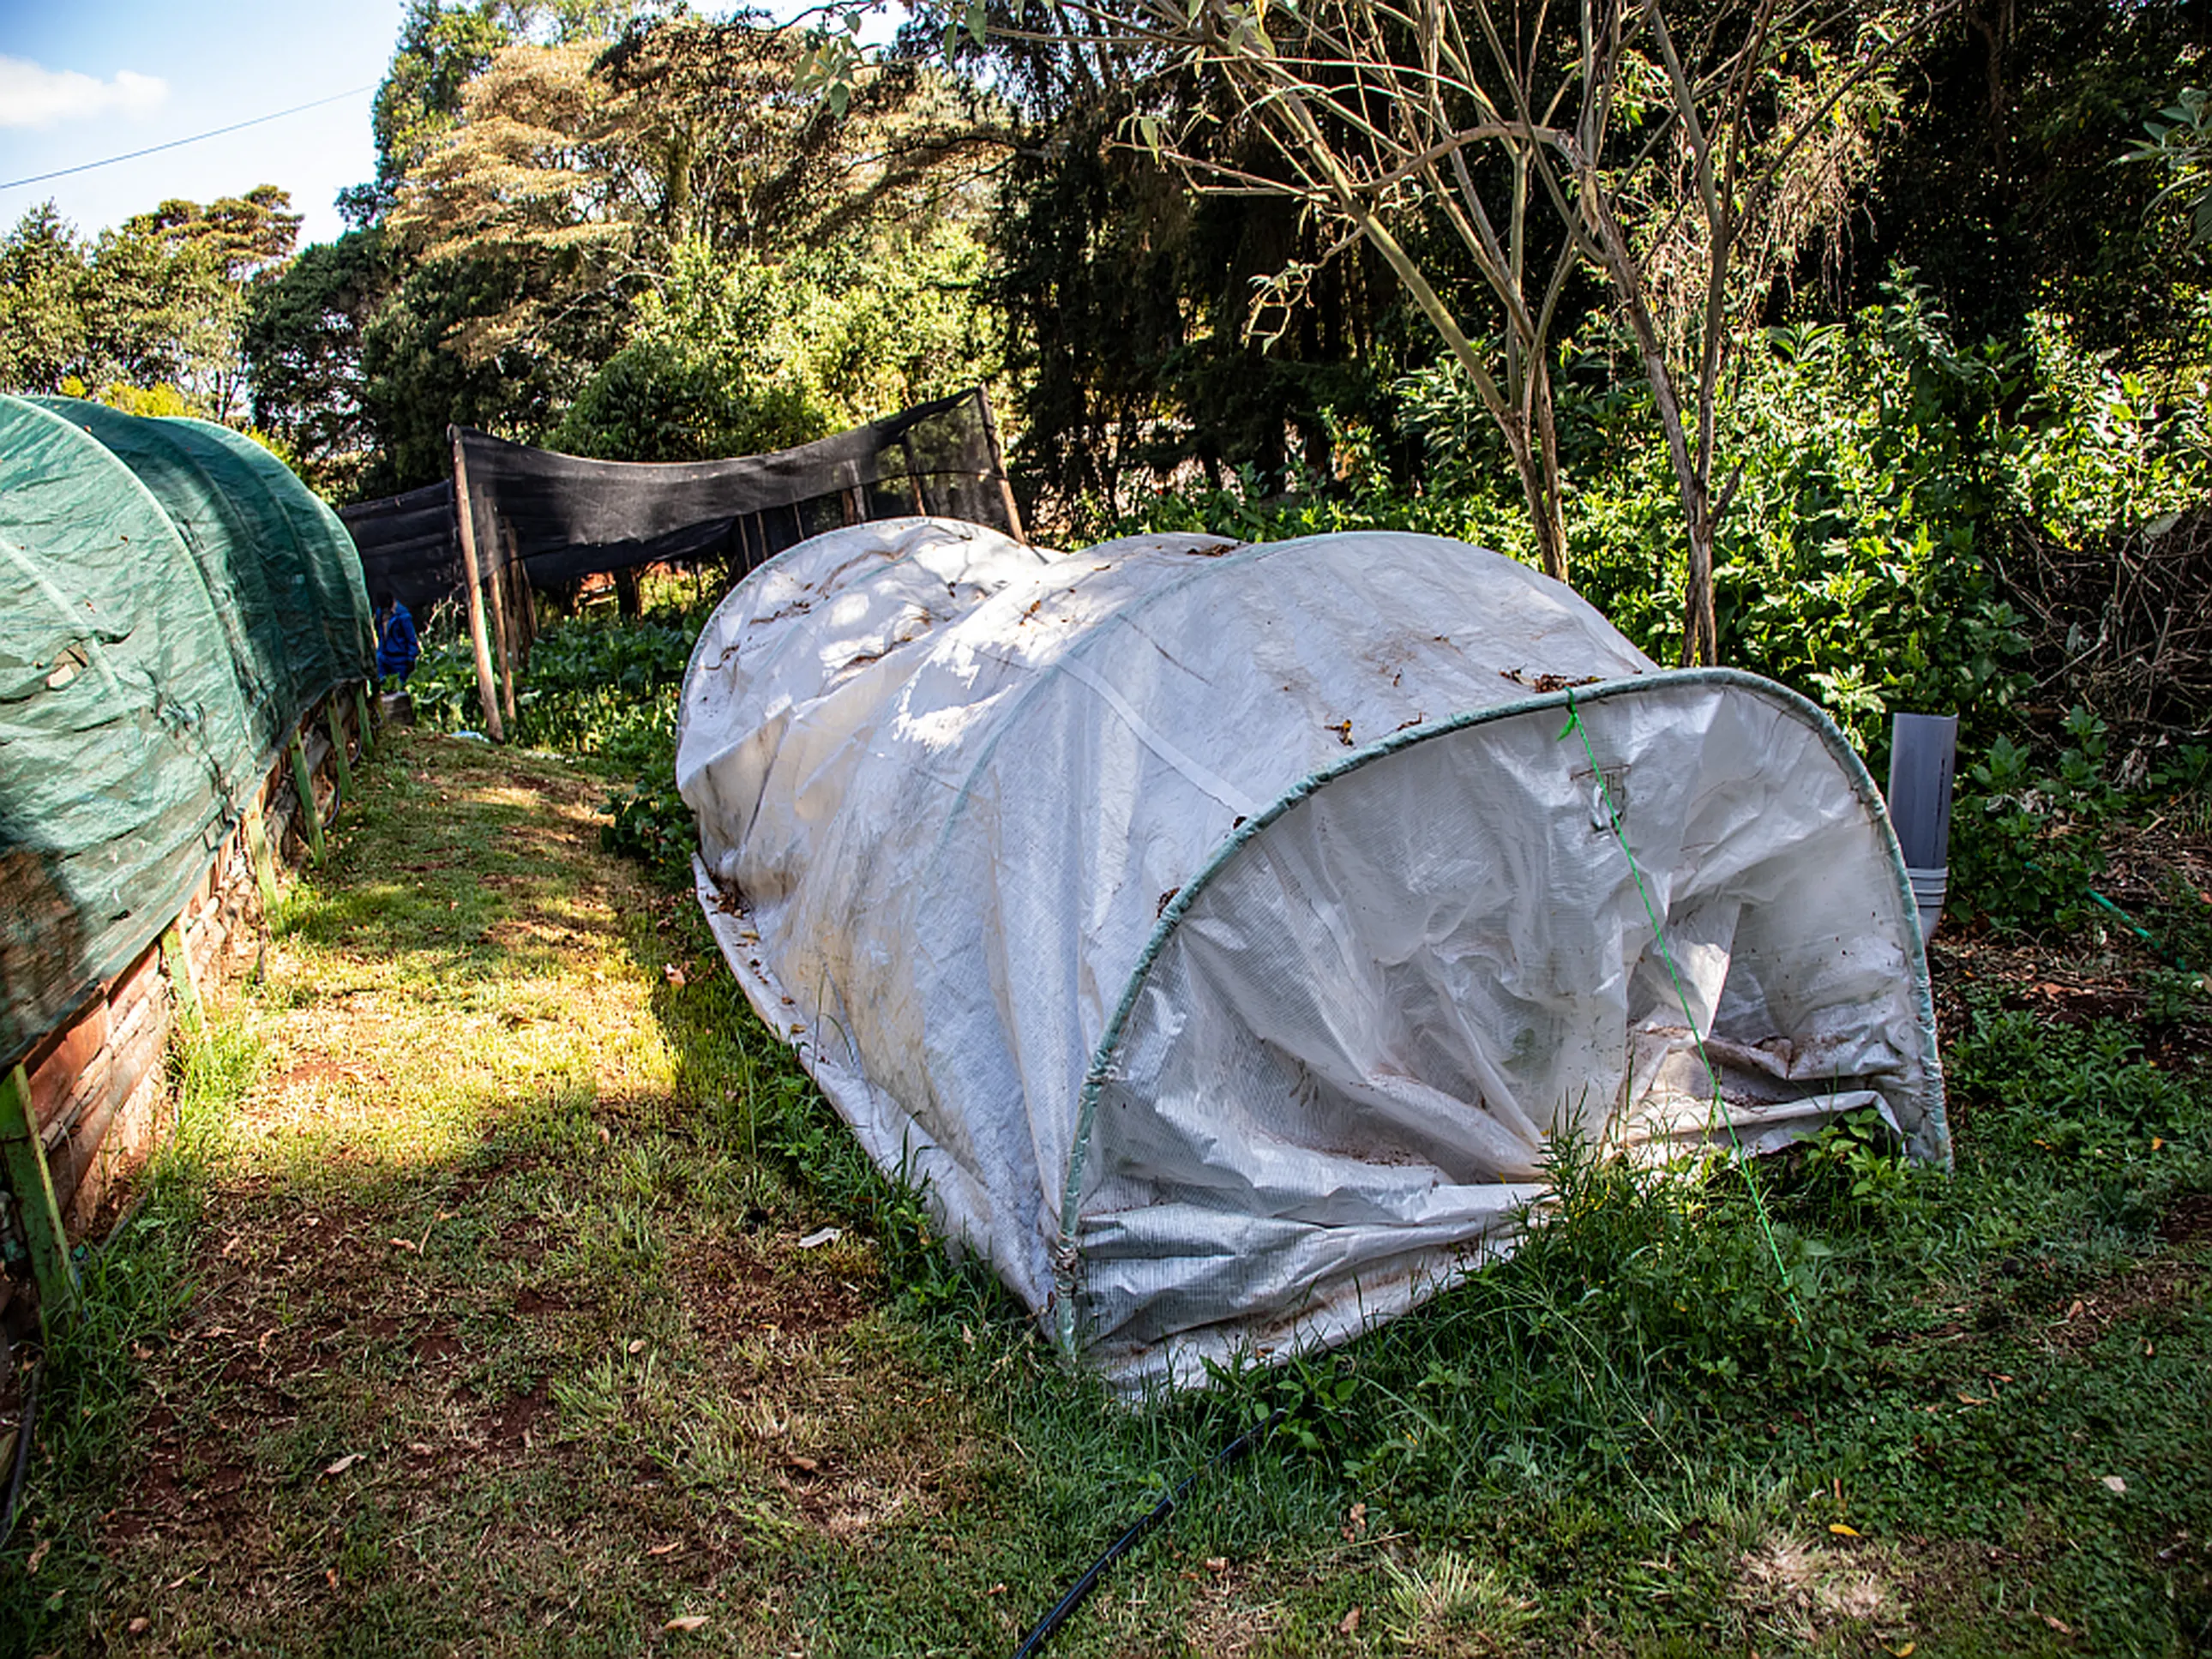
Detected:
[1559,691,1812,1343]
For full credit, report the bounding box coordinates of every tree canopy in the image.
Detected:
[0,0,2200,658]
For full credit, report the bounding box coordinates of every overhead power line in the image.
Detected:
[0,84,376,193]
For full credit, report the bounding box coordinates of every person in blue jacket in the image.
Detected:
[374,592,420,685]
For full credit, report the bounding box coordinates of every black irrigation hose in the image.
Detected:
[1009,1405,1286,1659]
[0,1358,39,1551]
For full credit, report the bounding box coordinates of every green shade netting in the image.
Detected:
[161,414,376,688]
[0,394,371,1071]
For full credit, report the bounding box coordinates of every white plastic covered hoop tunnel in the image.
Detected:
[677,519,1946,1390]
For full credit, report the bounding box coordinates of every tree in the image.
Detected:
[347,0,626,225]
[0,191,297,417]
[2130,85,2212,252]
[1551,3,1911,663]
[341,11,1014,483]
[918,0,1921,660]
[0,204,85,393]
[243,230,394,492]
[977,33,1408,528]
[383,15,1008,356]
[1842,0,2209,359]
[125,184,303,285]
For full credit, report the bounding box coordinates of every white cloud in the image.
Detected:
[0,57,168,130]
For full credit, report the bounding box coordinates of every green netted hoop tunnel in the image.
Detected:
[0,394,373,1071]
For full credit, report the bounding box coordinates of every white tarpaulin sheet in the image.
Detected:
[677,517,1947,1388]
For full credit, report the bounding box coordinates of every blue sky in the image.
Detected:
[0,2,407,247]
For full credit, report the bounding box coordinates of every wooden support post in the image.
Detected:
[354,683,376,760]
[162,919,207,1040]
[242,794,279,910]
[448,425,506,742]
[975,386,1028,544]
[506,526,538,656]
[485,544,519,730]
[1,1064,77,1329]
[899,437,928,514]
[326,698,353,807]
[288,732,326,866]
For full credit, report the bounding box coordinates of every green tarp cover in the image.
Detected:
[0,394,372,1071]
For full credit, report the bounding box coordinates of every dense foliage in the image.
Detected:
[0,189,301,422]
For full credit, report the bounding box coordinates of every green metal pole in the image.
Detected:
[326,698,354,806]
[288,732,326,867]
[162,920,207,1042]
[353,683,376,760]
[0,1064,77,1330]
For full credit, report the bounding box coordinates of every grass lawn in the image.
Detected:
[1,724,2207,1657]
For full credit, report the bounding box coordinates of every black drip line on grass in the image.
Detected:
[1013,690,1822,1653]
[1009,1405,1286,1658]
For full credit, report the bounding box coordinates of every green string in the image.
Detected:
[1560,693,1812,1342]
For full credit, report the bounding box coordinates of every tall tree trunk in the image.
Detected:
[1506,422,1570,585]
[1681,499,1718,666]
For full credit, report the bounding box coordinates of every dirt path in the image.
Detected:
[23,730,995,1656]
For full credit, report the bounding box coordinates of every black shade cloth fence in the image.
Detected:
[339,388,1023,616]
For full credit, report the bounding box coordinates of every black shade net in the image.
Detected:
[340,389,1019,613]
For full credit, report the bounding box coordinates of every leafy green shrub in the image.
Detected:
[398,612,487,733]
[1794,1107,1923,1228]
[554,229,1002,463]
[1943,1002,2206,1241]
[600,774,694,886]
[1949,708,2124,935]
[1112,282,2208,780]
[512,613,694,776]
